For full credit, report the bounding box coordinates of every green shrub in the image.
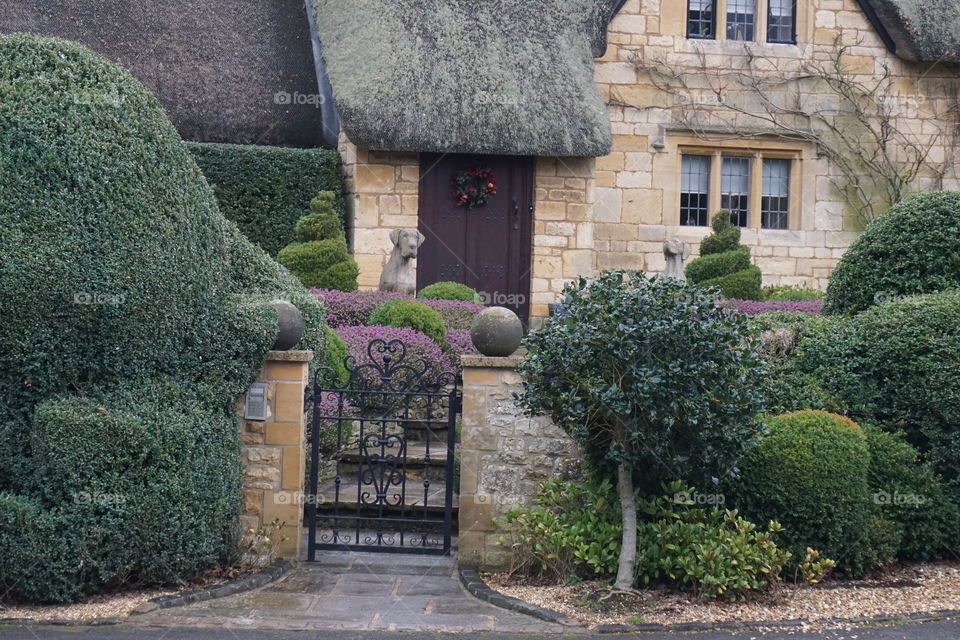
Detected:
[0,34,327,602]
[796,292,960,499]
[324,328,349,386]
[686,246,752,283]
[516,270,766,588]
[747,314,845,414]
[636,484,793,601]
[187,142,345,256]
[823,192,960,315]
[864,425,960,561]
[762,285,825,301]
[686,213,762,300]
[730,411,875,576]
[279,190,358,291]
[497,477,622,580]
[369,300,448,345]
[699,266,763,300]
[418,282,481,303]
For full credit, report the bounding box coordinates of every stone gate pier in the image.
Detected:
[458,354,578,569]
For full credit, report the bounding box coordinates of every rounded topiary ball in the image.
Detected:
[470,307,523,357]
[824,191,960,315]
[730,410,874,576]
[369,299,448,345]
[418,281,481,302]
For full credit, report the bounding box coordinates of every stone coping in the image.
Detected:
[266,350,314,362]
[461,354,524,369]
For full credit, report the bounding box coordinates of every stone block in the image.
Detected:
[274,382,305,423]
[265,422,302,446]
[264,361,308,383]
[281,446,303,491]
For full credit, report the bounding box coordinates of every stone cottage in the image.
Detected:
[308,0,960,323]
[5,0,959,324]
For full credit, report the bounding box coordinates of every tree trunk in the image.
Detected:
[615,460,637,590]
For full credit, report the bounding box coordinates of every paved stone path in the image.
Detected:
[137,551,571,633]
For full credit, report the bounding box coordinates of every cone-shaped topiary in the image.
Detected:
[686,212,762,300]
[279,190,358,291]
[0,34,327,603]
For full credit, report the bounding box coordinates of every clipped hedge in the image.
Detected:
[369,300,448,346]
[0,34,326,602]
[188,142,346,256]
[824,192,960,315]
[731,411,874,576]
[699,266,763,301]
[864,425,960,561]
[796,291,960,498]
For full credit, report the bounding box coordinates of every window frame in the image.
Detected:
[766,0,797,44]
[685,0,799,45]
[686,0,718,40]
[726,0,757,42]
[676,145,801,232]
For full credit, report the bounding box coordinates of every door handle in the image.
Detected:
[512,197,520,230]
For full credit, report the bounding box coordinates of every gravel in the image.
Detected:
[487,561,960,628]
[0,587,179,622]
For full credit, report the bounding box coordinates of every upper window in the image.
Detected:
[686,0,796,44]
[687,0,716,39]
[767,0,796,44]
[726,0,756,41]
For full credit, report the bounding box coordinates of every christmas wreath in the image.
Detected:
[451,167,497,208]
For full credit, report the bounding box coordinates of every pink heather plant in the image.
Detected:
[719,298,823,316]
[313,289,484,330]
[335,325,458,385]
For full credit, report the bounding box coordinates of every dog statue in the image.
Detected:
[663,238,690,281]
[379,228,426,295]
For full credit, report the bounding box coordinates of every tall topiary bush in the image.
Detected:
[730,411,875,576]
[824,192,960,315]
[516,270,767,588]
[0,34,327,602]
[278,191,359,291]
[685,213,763,300]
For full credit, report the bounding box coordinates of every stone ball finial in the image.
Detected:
[470,307,523,357]
[663,238,690,281]
[269,300,305,351]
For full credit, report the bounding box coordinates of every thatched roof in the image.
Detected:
[856,0,960,63]
[308,0,620,157]
[0,0,327,147]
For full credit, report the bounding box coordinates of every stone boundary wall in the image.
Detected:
[459,354,579,569]
[239,349,313,559]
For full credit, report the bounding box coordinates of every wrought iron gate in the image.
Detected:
[306,339,460,557]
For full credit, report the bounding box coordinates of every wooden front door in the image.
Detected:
[417,154,534,324]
